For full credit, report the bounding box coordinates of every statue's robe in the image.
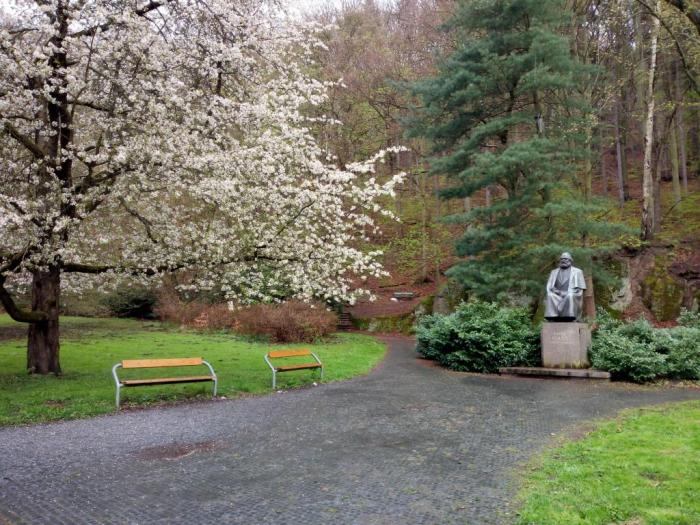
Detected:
[544,266,586,321]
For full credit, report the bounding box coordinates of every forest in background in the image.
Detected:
[309,0,700,324]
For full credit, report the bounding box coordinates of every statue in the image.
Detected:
[544,252,586,322]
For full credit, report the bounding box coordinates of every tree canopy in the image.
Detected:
[407,0,629,304]
[0,0,403,373]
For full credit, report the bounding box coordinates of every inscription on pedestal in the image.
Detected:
[541,322,591,368]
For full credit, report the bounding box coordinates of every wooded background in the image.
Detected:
[311,0,700,323]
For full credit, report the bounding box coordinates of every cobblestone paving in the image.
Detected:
[1,336,699,524]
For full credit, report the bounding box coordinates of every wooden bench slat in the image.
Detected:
[122,358,203,369]
[267,349,312,359]
[121,375,214,386]
[275,363,322,372]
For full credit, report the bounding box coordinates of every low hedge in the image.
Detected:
[415,301,540,373]
[590,309,700,383]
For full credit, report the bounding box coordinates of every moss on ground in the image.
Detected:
[641,254,685,321]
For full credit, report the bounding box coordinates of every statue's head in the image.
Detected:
[559,252,573,269]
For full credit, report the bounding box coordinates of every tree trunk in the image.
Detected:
[613,103,625,205]
[583,128,593,201]
[599,125,608,196]
[583,273,596,321]
[669,116,682,204]
[434,174,442,285]
[691,110,700,173]
[420,170,429,283]
[27,267,61,375]
[674,60,689,194]
[613,94,630,204]
[641,0,660,240]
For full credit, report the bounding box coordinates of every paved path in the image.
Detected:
[1,336,699,525]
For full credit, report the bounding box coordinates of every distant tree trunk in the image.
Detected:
[434,175,442,284]
[653,115,666,235]
[669,116,682,204]
[654,159,663,234]
[641,0,660,240]
[583,128,593,200]
[674,61,689,194]
[484,186,493,225]
[584,273,596,320]
[613,105,624,205]
[599,125,608,196]
[27,267,61,375]
[692,110,700,174]
[420,170,429,283]
[613,94,629,204]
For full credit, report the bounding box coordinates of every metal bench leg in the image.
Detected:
[112,363,123,410]
[272,370,276,390]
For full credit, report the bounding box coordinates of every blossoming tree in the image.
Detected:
[0,0,402,374]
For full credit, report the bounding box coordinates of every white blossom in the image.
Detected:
[0,0,404,304]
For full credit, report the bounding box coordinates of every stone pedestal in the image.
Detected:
[541,322,591,369]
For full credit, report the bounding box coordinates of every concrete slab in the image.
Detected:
[499,366,611,379]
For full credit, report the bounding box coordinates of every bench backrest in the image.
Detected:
[267,349,312,359]
[121,357,204,369]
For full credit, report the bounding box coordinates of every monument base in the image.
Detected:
[499,367,610,380]
[541,322,591,368]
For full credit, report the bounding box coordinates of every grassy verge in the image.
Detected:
[0,316,386,426]
[516,401,700,525]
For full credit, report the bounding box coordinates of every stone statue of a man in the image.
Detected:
[544,252,586,322]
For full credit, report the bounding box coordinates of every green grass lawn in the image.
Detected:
[516,401,700,525]
[0,315,386,426]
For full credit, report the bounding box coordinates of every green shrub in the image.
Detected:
[590,311,700,382]
[594,307,622,332]
[617,318,660,346]
[590,330,667,383]
[665,326,700,380]
[415,301,539,372]
[677,308,700,328]
[102,286,157,319]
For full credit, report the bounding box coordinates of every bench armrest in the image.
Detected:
[264,354,276,373]
[112,363,123,386]
[201,360,218,382]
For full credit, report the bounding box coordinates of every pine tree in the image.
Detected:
[407,0,627,305]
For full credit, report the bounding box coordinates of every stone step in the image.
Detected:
[499,367,611,380]
[337,312,353,330]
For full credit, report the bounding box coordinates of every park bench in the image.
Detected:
[393,291,415,300]
[264,349,323,389]
[112,357,218,409]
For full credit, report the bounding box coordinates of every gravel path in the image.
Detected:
[1,336,698,524]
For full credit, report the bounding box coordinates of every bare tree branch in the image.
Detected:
[118,197,158,243]
[3,122,46,158]
[663,0,700,34]
[70,0,175,38]
[0,276,47,323]
[636,0,700,94]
